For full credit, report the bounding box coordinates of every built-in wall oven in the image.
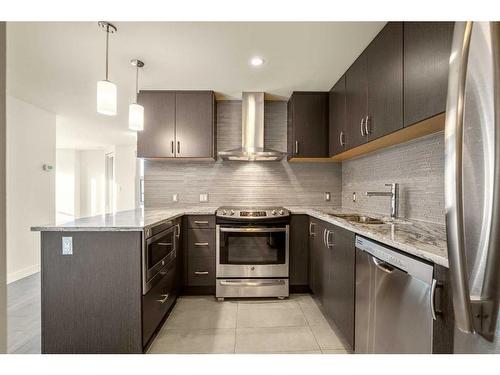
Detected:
[216,207,290,299]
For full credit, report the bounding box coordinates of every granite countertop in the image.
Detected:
[32,205,448,267]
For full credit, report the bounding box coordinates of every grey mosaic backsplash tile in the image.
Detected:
[342,132,445,224]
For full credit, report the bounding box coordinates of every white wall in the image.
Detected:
[79,149,105,217]
[6,95,55,283]
[55,149,80,223]
[114,145,137,212]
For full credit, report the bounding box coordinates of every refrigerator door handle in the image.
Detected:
[445,21,475,334]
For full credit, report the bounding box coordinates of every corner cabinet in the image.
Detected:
[329,75,347,156]
[287,91,329,159]
[137,90,216,159]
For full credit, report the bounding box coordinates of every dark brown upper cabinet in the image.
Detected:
[137,90,216,159]
[287,92,329,159]
[366,22,403,140]
[403,22,454,127]
[137,91,176,158]
[175,91,216,158]
[345,53,367,150]
[329,75,347,156]
[345,22,403,152]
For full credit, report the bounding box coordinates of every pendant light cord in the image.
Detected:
[105,25,109,81]
[135,65,139,102]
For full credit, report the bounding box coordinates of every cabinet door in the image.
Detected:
[404,22,454,127]
[345,54,367,150]
[175,91,215,158]
[329,75,347,156]
[289,215,310,286]
[137,91,176,158]
[308,218,323,294]
[290,92,329,158]
[329,225,355,350]
[366,22,403,140]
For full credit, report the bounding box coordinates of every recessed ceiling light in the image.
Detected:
[250,57,265,67]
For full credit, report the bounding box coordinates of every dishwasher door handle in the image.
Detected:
[372,257,394,273]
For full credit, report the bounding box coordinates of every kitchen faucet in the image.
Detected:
[366,183,399,219]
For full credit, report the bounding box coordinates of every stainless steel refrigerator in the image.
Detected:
[445,21,500,353]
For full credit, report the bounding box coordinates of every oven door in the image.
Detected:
[216,225,289,278]
[143,225,176,294]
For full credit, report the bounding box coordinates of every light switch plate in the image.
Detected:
[62,237,73,255]
[199,193,209,203]
[324,192,331,202]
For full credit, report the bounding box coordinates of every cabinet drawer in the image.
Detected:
[186,215,215,229]
[142,259,176,346]
[187,228,215,258]
[187,257,215,286]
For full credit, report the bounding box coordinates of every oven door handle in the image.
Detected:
[219,280,286,287]
[219,227,287,233]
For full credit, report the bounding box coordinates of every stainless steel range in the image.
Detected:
[215,206,290,299]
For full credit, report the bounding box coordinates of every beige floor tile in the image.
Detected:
[164,305,238,329]
[237,306,307,328]
[235,326,320,353]
[310,324,346,350]
[289,294,318,309]
[174,296,237,311]
[301,306,330,327]
[321,349,350,354]
[238,298,301,310]
[147,328,236,354]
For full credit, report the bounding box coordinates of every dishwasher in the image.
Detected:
[355,236,437,353]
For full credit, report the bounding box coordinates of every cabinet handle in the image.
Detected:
[339,131,345,147]
[194,242,209,247]
[171,141,174,155]
[430,279,440,320]
[157,294,169,304]
[365,115,371,135]
[158,242,172,246]
[360,117,365,136]
[177,141,180,154]
[309,222,315,236]
[194,220,209,224]
[323,228,327,247]
[194,271,209,275]
[175,223,181,239]
[295,140,299,155]
[326,230,334,248]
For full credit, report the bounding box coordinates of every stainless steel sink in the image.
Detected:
[328,213,386,224]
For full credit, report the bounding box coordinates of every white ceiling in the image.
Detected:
[7,22,385,149]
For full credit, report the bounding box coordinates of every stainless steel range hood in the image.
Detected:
[218,92,285,161]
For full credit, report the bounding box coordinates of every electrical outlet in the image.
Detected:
[62,237,73,255]
[199,193,209,203]
[352,192,357,202]
[324,192,331,202]
[172,194,178,202]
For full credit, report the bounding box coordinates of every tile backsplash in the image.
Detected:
[342,132,445,224]
[144,101,342,208]
[144,100,445,224]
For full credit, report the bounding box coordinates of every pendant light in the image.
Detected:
[97,21,117,116]
[129,59,145,131]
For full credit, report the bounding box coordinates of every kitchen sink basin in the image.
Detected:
[328,213,386,224]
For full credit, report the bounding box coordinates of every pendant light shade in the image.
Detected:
[97,80,117,116]
[97,21,117,116]
[129,59,145,131]
[129,103,144,131]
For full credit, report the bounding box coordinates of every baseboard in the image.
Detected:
[7,264,40,284]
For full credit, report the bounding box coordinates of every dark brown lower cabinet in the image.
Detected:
[432,264,455,353]
[324,224,356,350]
[289,215,310,288]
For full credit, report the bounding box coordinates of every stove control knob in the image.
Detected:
[278,209,285,216]
[230,210,235,216]
[271,210,277,216]
[221,210,227,215]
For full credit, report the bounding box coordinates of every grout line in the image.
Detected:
[234,303,239,354]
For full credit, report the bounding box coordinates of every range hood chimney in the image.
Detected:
[218,92,285,161]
